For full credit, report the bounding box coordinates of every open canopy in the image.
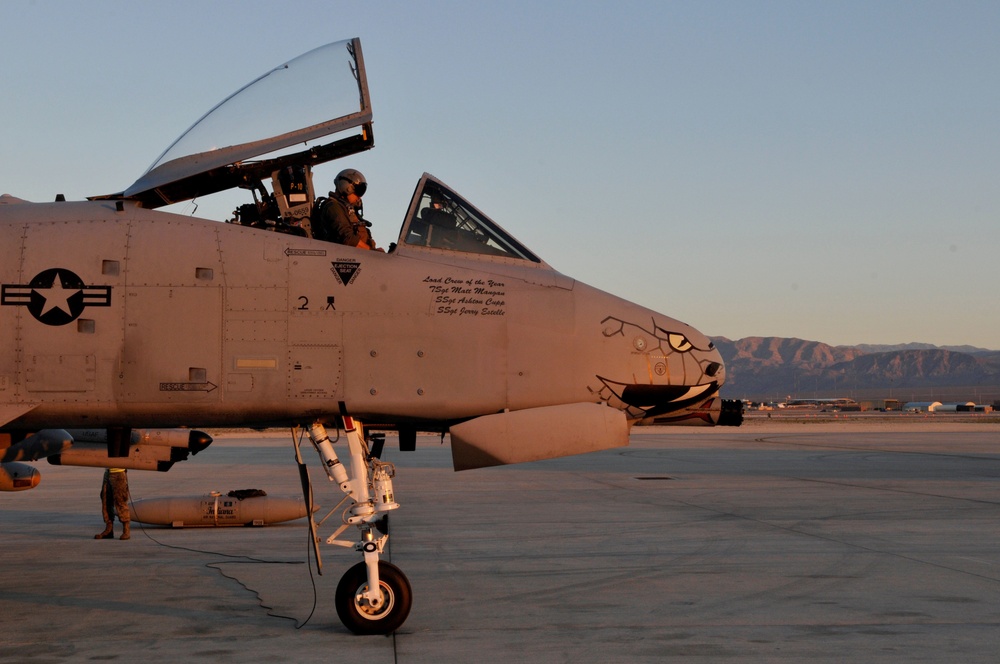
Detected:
[93,38,373,209]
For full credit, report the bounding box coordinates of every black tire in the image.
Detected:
[335,561,412,635]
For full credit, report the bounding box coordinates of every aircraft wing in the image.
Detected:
[1,404,39,429]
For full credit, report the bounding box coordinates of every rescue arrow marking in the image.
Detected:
[159,382,218,393]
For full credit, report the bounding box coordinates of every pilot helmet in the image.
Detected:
[335,169,367,198]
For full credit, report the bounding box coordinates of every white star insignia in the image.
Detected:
[32,271,79,317]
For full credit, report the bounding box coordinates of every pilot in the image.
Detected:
[314,168,381,250]
[95,467,130,540]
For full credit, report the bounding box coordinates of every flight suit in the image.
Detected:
[314,193,376,249]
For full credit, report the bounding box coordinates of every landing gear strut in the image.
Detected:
[295,417,412,634]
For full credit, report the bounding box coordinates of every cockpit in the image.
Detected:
[92,37,545,268]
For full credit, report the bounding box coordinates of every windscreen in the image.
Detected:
[403,179,540,263]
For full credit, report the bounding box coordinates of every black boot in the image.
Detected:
[94,523,113,539]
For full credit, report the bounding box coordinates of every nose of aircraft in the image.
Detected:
[593,312,730,422]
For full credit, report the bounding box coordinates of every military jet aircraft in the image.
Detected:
[0,38,741,634]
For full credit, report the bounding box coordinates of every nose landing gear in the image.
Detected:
[296,416,412,634]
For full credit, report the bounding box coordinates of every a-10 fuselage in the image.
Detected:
[0,197,731,442]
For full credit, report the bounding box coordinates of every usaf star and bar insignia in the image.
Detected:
[1,268,112,326]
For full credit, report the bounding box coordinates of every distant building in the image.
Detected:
[784,398,858,410]
[934,402,976,412]
[904,401,942,413]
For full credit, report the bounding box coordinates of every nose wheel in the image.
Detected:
[335,560,412,634]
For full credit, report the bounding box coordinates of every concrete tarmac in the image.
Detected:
[2,419,999,662]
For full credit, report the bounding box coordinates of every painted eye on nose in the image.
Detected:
[668,333,693,353]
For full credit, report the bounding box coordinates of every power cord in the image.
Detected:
[126,492,320,628]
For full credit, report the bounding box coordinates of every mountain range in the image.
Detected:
[712,337,1000,404]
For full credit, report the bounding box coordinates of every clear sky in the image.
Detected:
[2,1,998,349]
